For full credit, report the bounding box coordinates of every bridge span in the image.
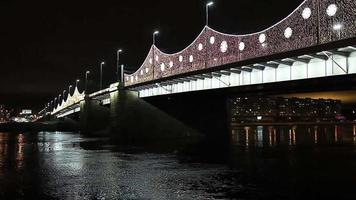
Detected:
[38,0,355,140]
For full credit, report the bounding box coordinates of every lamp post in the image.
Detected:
[100,61,105,90]
[63,90,66,100]
[117,49,122,82]
[85,71,90,94]
[153,30,159,46]
[54,97,57,107]
[68,85,72,96]
[76,79,80,89]
[121,64,125,88]
[152,30,159,79]
[206,2,214,26]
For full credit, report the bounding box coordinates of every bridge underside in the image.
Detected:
[130,43,356,98]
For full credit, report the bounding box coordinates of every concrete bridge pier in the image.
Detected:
[109,87,203,148]
[80,95,110,134]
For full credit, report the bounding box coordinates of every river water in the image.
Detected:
[1,124,356,199]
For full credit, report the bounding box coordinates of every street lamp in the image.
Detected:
[153,30,159,46]
[85,71,90,94]
[100,61,105,90]
[76,79,80,89]
[117,49,123,82]
[63,90,66,100]
[206,2,214,26]
[54,97,57,107]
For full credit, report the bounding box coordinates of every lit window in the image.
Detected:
[189,55,194,62]
[239,42,245,51]
[155,55,159,61]
[130,76,134,83]
[302,7,311,19]
[149,58,152,64]
[169,61,173,67]
[259,33,266,43]
[126,76,129,81]
[179,55,183,62]
[284,27,293,38]
[210,36,215,44]
[326,4,337,16]
[135,75,138,81]
[220,41,228,53]
[160,63,165,71]
[140,70,143,75]
[145,67,149,73]
[198,43,203,51]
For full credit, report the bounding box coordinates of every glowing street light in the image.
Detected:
[100,61,105,90]
[76,79,80,89]
[206,2,214,26]
[153,30,159,46]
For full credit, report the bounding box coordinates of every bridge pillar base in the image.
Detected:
[80,95,110,134]
[109,89,204,147]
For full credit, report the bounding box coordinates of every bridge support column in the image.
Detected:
[80,95,110,134]
[109,87,203,148]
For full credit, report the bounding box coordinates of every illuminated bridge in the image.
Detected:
[40,0,355,126]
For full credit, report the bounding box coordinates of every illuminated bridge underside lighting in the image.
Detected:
[134,48,356,98]
[124,0,355,87]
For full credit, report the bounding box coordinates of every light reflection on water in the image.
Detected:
[1,125,356,199]
[0,132,241,199]
[231,124,356,148]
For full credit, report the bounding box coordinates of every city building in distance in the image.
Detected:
[230,96,342,123]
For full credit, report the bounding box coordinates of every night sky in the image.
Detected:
[0,0,303,111]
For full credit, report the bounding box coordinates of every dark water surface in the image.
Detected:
[1,124,356,199]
